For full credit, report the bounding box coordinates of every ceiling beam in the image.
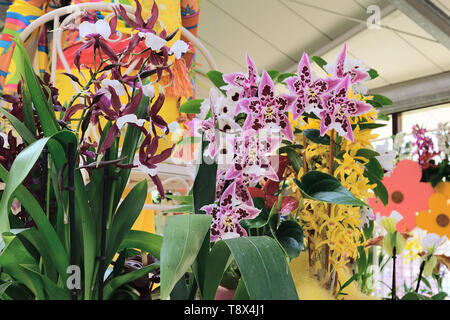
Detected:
[283,4,397,73]
[371,71,450,114]
[388,0,450,49]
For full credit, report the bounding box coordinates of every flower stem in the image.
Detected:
[392,246,397,300]
[324,129,335,289]
[415,260,425,293]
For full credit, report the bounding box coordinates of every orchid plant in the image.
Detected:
[0,0,191,300]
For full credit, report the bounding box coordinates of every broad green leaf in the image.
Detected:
[233,278,250,300]
[353,122,386,130]
[377,113,390,121]
[432,292,448,300]
[206,70,227,94]
[303,129,330,145]
[311,56,328,71]
[162,204,193,214]
[401,292,431,300]
[165,195,193,205]
[277,72,296,83]
[118,230,163,260]
[366,157,384,180]
[368,68,379,80]
[0,234,45,299]
[294,170,367,206]
[267,70,280,81]
[106,180,148,268]
[159,214,212,300]
[0,108,36,145]
[285,147,302,173]
[103,263,160,300]
[224,236,298,300]
[355,148,380,160]
[0,164,70,284]
[14,38,59,136]
[372,94,393,106]
[179,99,204,114]
[193,140,218,214]
[20,80,37,134]
[275,220,304,259]
[239,198,270,229]
[201,240,232,300]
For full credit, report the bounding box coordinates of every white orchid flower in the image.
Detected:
[375,141,395,176]
[421,233,447,255]
[169,40,189,59]
[101,79,126,97]
[79,19,111,39]
[116,114,145,130]
[139,32,167,51]
[142,83,155,98]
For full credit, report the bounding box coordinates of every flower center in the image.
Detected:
[225,215,233,227]
[308,88,316,97]
[391,191,404,204]
[266,105,274,117]
[436,213,449,227]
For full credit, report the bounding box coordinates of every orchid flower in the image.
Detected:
[75,18,118,70]
[225,129,281,183]
[201,183,261,242]
[97,86,144,155]
[323,44,370,94]
[148,94,170,135]
[239,70,296,141]
[319,75,373,142]
[285,52,340,120]
[138,133,175,198]
[215,168,253,206]
[375,141,395,176]
[421,233,447,256]
[169,40,189,59]
[223,52,259,101]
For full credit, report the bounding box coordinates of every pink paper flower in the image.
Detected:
[319,75,373,142]
[239,70,296,141]
[201,183,261,242]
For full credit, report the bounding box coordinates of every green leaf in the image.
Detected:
[294,170,367,206]
[303,129,330,145]
[163,205,193,214]
[311,56,328,71]
[372,94,393,106]
[275,220,304,259]
[106,180,148,268]
[355,148,380,160]
[0,234,45,299]
[0,165,69,283]
[159,214,212,300]
[366,157,384,180]
[103,263,160,300]
[366,100,383,109]
[401,292,431,300]
[201,240,232,300]
[353,122,386,130]
[267,70,281,81]
[239,198,270,229]
[193,140,218,214]
[277,73,297,83]
[377,113,390,121]
[432,292,448,300]
[233,278,250,300]
[14,38,59,136]
[0,108,36,145]
[285,148,302,173]
[368,68,379,80]
[20,80,37,135]
[165,195,193,205]
[179,99,204,114]
[118,230,163,260]
[224,236,298,300]
[206,70,227,94]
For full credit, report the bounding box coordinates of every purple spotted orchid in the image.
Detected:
[285,52,340,119]
[201,183,261,242]
[225,129,281,184]
[319,75,373,142]
[215,168,253,206]
[323,44,370,94]
[223,52,259,102]
[239,70,296,141]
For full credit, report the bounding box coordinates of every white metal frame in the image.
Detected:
[20,3,217,212]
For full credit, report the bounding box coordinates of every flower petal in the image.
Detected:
[95,19,111,39]
[258,70,275,104]
[169,40,189,59]
[297,52,312,85]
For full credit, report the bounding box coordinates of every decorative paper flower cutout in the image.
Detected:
[369,160,434,232]
[416,182,450,238]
